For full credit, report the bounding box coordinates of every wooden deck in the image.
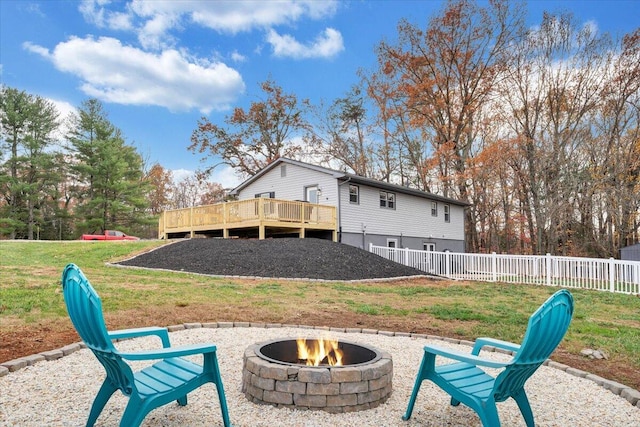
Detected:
[158,198,337,241]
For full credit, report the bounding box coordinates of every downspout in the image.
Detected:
[337,176,352,243]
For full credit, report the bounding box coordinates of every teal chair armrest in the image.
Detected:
[424,344,510,369]
[471,337,520,356]
[109,326,171,348]
[120,343,218,361]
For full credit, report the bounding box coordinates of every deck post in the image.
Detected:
[190,207,195,238]
[259,225,265,240]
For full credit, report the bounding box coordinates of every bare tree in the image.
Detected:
[190,79,311,178]
[373,0,525,250]
[497,11,612,254]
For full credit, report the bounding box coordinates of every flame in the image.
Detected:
[296,338,344,366]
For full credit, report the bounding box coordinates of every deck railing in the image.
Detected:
[159,198,337,239]
[370,244,640,295]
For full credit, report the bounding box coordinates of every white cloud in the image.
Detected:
[25,36,245,113]
[266,28,344,59]
[171,165,242,190]
[79,0,133,30]
[48,98,77,142]
[22,42,49,57]
[171,168,195,183]
[79,0,339,50]
[209,165,243,189]
[231,50,247,63]
[188,0,338,34]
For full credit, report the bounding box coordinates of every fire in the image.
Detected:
[296,338,344,366]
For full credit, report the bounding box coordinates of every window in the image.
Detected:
[280,165,287,177]
[387,239,397,248]
[444,204,450,222]
[306,186,319,203]
[255,192,275,198]
[431,201,438,217]
[423,242,435,251]
[349,184,359,204]
[379,191,395,209]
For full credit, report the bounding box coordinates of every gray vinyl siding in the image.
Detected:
[339,183,465,241]
[341,232,465,252]
[236,163,338,204]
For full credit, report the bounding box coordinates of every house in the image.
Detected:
[620,243,640,261]
[229,157,467,252]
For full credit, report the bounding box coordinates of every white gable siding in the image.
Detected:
[237,163,338,205]
[339,183,464,240]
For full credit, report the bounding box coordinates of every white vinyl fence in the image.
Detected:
[369,244,640,295]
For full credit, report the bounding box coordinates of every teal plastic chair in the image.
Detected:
[62,263,232,427]
[402,289,574,427]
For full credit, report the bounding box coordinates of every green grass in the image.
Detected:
[1,240,639,388]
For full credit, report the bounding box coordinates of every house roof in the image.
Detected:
[230,157,469,207]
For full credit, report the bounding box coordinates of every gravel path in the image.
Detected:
[1,326,638,426]
[116,238,427,280]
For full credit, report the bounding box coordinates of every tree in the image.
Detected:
[146,163,173,215]
[68,99,151,235]
[199,181,227,205]
[310,85,375,176]
[0,86,61,239]
[588,28,640,255]
[373,0,525,250]
[190,79,311,178]
[496,11,612,255]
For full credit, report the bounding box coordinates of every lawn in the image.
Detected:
[0,240,639,390]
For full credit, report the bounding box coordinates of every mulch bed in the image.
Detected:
[116,238,427,281]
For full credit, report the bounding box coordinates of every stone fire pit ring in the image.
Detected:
[242,338,393,413]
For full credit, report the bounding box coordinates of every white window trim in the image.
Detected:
[380,191,396,210]
[349,184,359,204]
[305,185,319,203]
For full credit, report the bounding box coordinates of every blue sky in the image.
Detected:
[1,0,638,188]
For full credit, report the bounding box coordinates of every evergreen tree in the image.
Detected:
[68,99,151,234]
[0,86,61,239]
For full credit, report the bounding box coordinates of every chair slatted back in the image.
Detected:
[493,289,574,401]
[62,264,135,395]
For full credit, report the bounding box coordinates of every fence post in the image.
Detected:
[492,252,497,282]
[404,247,410,266]
[445,251,451,277]
[369,242,373,252]
[546,253,552,286]
[609,258,615,292]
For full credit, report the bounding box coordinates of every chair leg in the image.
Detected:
[210,355,232,427]
[177,395,187,406]
[476,400,501,427]
[86,380,117,427]
[450,397,461,406]
[513,390,535,427]
[402,378,422,421]
[120,397,149,427]
[402,354,431,421]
